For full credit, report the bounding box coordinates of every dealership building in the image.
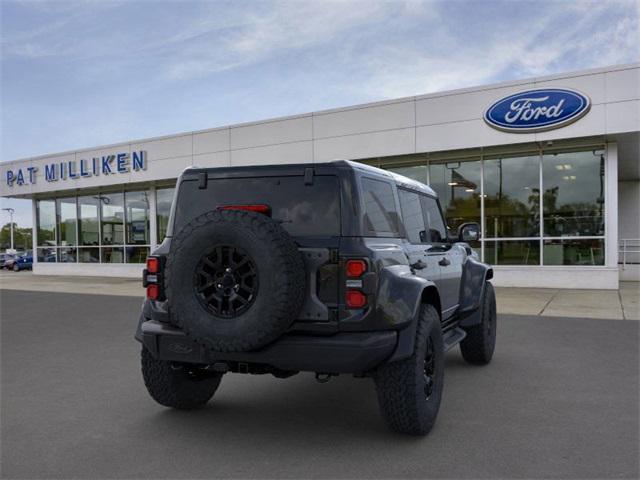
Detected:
[1,63,638,289]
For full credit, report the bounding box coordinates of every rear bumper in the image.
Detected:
[136,318,397,374]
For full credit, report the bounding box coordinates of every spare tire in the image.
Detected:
[165,209,305,352]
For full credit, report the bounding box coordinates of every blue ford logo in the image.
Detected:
[484,88,590,133]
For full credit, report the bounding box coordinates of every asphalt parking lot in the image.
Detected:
[1,289,639,479]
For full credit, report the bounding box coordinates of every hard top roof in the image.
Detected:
[185,159,437,197]
[336,160,436,197]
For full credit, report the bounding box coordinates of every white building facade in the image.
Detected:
[1,63,639,289]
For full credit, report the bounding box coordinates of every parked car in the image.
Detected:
[12,253,33,271]
[135,161,496,435]
[2,253,17,270]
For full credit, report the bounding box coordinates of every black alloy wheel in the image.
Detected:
[194,245,258,318]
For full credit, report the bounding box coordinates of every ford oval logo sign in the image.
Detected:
[484,88,591,133]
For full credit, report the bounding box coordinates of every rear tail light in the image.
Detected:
[346,259,367,278]
[219,204,271,215]
[146,284,160,300]
[146,257,159,273]
[346,290,367,308]
[344,258,369,308]
[144,256,163,300]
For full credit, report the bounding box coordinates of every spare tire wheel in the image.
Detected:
[165,209,306,352]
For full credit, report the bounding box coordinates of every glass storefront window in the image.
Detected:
[100,193,124,245]
[484,240,540,266]
[156,187,175,242]
[125,191,150,245]
[484,155,540,238]
[543,239,604,266]
[388,165,429,185]
[101,247,124,263]
[429,160,481,232]
[35,190,154,265]
[59,247,77,263]
[78,196,100,246]
[381,147,605,266]
[56,197,77,246]
[78,247,99,263]
[36,200,56,246]
[126,246,149,263]
[36,246,57,263]
[542,150,605,237]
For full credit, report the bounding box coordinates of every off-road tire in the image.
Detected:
[165,209,305,353]
[373,304,445,435]
[141,347,222,409]
[460,281,496,365]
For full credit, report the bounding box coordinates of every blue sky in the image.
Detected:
[1,0,639,227]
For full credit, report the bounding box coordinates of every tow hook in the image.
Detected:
[315,373,332,383]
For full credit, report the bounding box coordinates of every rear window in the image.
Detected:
[361,177,400,235]
[173,175,341,237]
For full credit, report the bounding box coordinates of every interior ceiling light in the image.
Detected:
[555,164,573,171]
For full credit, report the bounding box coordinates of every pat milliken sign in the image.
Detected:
[484,88,591,133]
[4,150,147,187]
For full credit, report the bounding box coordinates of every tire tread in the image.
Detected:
[460,282,496,365]
[374,304,444,435]
[141,347,222,409]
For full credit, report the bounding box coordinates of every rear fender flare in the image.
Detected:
[381,266,440,363]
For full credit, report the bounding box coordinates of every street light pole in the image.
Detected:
[2,207,15,251]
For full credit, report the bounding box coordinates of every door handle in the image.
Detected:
[438,257,451,267]
[410,259,427,270]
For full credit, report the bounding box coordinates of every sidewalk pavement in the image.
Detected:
[496,282,639,320]
[1,271,638,320]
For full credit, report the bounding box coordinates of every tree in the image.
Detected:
[0,223,32,251]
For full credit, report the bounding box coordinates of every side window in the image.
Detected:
[361,177,400,235]
[420,195,448,243]
[398,189,426,244]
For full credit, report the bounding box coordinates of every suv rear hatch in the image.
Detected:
[170,167,342,320]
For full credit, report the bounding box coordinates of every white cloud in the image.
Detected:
[164,1,404,80]
[1,0,125,58]
[350,1,640,100]
[4,0,637,91]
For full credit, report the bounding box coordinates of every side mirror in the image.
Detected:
[458,222,481,243]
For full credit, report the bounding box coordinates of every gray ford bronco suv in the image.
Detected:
[135,160,496,435]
